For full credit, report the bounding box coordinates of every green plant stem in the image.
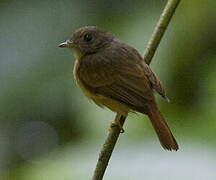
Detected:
[92,114,125,180]
[144,0,181,65]
[92,0,181,180]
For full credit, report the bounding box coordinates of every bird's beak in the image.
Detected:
[58,40,73,48]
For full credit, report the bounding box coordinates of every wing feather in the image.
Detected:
[77,42,167,112]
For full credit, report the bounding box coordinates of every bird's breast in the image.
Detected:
[72,58,129,114]
[73,59,94,99]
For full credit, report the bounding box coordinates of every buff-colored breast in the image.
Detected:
[73,59,129,115]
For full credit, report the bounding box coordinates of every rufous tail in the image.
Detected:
[146,101,178,151]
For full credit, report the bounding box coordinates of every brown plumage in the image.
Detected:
[59,26,179,151]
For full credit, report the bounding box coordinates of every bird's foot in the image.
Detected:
[110,121,125,133]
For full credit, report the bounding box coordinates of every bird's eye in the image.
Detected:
[84,33,92,42]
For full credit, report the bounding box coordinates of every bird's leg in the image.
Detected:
[109,113,126,133]
[110,121,125,133]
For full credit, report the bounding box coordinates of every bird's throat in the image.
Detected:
[71,48,83,60]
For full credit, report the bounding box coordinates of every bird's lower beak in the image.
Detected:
[58,40,73,48]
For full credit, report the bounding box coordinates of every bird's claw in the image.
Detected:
[110,121,125,133]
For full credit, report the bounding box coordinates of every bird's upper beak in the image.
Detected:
[58,40,74,48]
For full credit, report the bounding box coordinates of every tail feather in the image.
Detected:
[146,101,178,151]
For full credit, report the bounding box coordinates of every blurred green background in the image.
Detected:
[0,0,216,179]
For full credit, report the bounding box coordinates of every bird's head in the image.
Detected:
[59,26,115,59]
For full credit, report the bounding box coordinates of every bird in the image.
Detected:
[59,26,178,151]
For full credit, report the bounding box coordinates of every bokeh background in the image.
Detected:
[0,0,216,179]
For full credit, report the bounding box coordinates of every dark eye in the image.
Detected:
[84,33,92,42]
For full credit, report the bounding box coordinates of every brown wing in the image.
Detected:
[142,63,168,101]
[78,42,164,112]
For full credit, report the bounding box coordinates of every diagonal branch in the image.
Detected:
[144,0,181,65]
[92,1,181,180]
